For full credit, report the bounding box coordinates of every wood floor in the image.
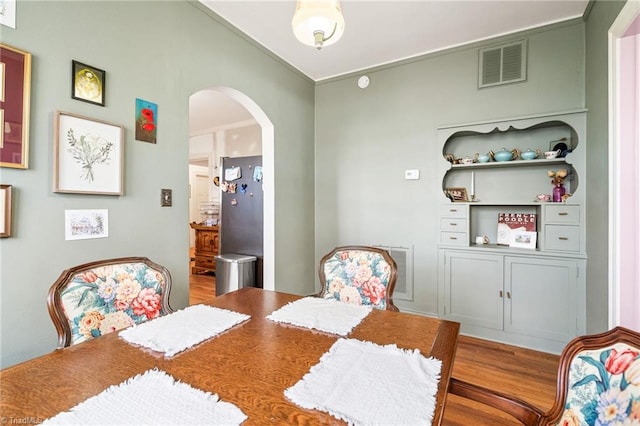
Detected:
[188,272,559,425]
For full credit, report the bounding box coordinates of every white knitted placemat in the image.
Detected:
[266,297,372,336]
[120,304,250,357]
[42,369,247,425]
[285,338,442,425]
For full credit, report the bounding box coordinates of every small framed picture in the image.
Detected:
[135,98,157,143]
[53,111,124,195]
[0,184,12,237]
[444,187,468,202]
[65,209,109,240]
[71,60,106,106]
[509,230,537,250]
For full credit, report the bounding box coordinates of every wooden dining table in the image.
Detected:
[0,287,460,425]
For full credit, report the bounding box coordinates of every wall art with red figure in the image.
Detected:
[135,98,157,144]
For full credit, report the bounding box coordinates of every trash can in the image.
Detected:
[215,254,257,296]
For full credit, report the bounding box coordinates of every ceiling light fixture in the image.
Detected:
[292,0,345,50]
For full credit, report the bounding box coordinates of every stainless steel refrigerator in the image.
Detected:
[219,155,263,288]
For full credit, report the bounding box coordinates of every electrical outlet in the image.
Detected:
[405,169,420,180]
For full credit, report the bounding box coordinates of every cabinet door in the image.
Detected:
[504,256,577,342]
[197,230,218,256]
[442,251,503,330]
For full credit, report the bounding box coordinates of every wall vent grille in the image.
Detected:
[479,40,527,88]
[374,244,413,301]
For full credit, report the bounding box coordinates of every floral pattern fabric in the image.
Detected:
[321,250,392,310]
[559,343,640,425]
[60,262,168,345]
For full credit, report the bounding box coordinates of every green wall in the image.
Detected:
[584,0,627,333]
[315,21,588,315]
[0,1,316,368]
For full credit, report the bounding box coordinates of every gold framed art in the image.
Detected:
[0,184,12,237]
[0,44,31,169]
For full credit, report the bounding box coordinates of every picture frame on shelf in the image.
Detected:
[53,111,124,195]
[64,209,109,240]
[0,43,31,169]
[0,184,12,237]
[444,187,468,202]
[71,60,106,106]
[509,230,537,250]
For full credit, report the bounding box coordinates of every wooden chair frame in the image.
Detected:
[47,256,173,348]
[317,245,399,311]
[449,326,640,425]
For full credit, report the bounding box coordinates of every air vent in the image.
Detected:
[479,40,527,88]
[374,244,413,301]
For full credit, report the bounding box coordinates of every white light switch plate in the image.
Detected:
[405,169,420,180]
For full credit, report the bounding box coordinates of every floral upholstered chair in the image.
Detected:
[47,257,173,348]
[449,326,640,425]
[317,245,398,311]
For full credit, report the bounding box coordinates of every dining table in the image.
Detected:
[0,287,460,425]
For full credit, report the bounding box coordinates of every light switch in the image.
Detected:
[405,169,420,180]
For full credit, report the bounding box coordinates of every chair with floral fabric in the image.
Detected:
[47,257,173,348]
[448,326,640,425]
[317,245,399,311]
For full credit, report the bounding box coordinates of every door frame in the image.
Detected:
[608,1,640,329]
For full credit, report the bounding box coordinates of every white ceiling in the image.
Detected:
[190,0,590,135]
[200,0,590,82]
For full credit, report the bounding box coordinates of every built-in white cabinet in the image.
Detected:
[437,110,587,354]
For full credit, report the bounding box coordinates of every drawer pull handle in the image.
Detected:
[499,290,503,298]
[449,223,457,226]
[558,237,569,241]
[449,209,458,213]
[558,212,569,216]
[507,291,511,299]
[449,237,458,240]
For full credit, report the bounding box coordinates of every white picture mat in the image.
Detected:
[0,62,5,101]
[64,209,109,240]
[55,112,123,195]
[509,230,537,249]
[0,0,16,29]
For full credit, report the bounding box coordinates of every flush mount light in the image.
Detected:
[357,75,370,89]
[292,0,345,50]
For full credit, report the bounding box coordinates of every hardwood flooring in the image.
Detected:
[188,271,559,425]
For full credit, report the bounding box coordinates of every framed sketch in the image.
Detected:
[135,98,157,143]
[65,209,109,240]
[0,184,11,237]
[54,111,124,195]
[0,0,16,29]
[0,43,31,169]
[71,60,105,106]
[444,187,468,202]
[509,230,537,250]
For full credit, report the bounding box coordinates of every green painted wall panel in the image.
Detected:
[0,0,315,368]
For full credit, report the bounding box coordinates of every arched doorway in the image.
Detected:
[189,87,275,291]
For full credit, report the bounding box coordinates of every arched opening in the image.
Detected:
[189,87,275,292]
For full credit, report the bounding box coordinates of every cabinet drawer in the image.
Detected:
[440,218,467,231]
[195,256,216,269]
[440,232,468,246]
[544,225,580,252]
[440,205,468,219]
[545,205,580,225]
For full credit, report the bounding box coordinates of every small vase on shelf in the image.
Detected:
[552,183,566,202]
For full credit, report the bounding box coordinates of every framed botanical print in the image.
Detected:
[53,111,124,195]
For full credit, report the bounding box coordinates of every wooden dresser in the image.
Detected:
[190,223,219,274]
